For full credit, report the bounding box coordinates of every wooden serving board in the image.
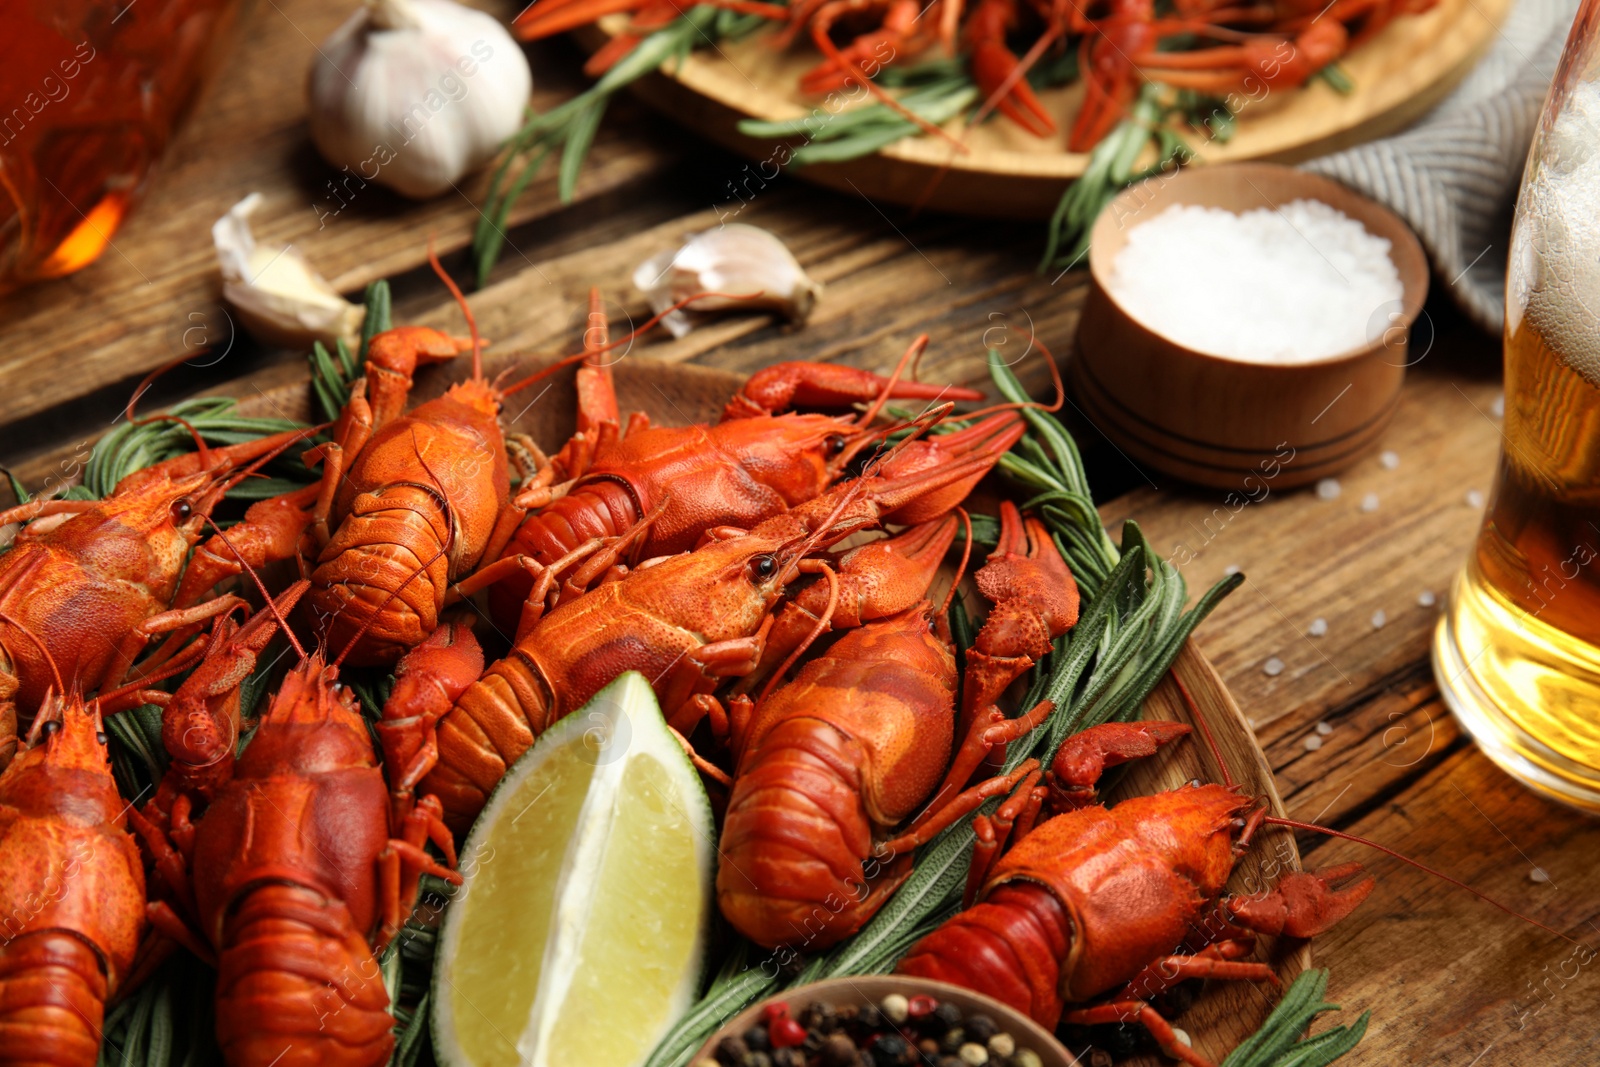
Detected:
[221,353,1306,1062]
[581,0,1509,217]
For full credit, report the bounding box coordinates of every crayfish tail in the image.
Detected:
[897,882,1071,1029]
[215,884,394,1067]
[427,652,554,833]
[0,931,108,1067]
[718,719,886,951]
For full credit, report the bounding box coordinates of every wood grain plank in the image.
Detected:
[0,0,679,427]
[1285,738,1600,1065]
[1107,363,1504,736]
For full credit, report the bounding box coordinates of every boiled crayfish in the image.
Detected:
[0,691,147,1067]
[132,598,460,1067]
[897,715,1375,1067]
[511,0,1436,157]
[0,424,316,769]
[482,291,1005,635]
[383,440,1012,832]
[713,500,1085,949]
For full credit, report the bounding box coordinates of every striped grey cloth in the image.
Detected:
[1303,0,1580,333]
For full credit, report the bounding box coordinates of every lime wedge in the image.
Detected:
[432,671,714,1067]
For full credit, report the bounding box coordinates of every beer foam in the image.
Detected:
[1508,79,1600,387]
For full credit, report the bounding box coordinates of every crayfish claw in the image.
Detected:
[1225,864,1376,939]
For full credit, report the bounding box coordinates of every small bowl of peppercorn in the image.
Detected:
[691,975,1078,1067]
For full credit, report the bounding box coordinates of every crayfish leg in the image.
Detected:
[1060,1000,1216,1067]
[1045,720,1193,812]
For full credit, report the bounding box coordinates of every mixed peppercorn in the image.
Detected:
[699,992,1049,1067]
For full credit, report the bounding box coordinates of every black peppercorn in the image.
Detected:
[964,1015,997,1046]
[938,1028,965,1054]
[717,1036,750,1066]
[771,1049,806,1067]
[873,1034,912,1066]
[855,1005,884,1032]
[802,1003,841,1034]
[745,1026,772,1052]
[931,1003,963,1031]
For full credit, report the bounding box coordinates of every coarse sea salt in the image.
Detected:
[1107,200,1404,364]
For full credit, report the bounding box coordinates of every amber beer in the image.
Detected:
[1436,4,1600,810]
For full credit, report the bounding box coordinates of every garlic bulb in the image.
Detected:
[633,225,823,338]
[308,0,532,200]
[213,193,365,350]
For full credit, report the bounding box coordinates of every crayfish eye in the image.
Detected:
[824,434,846,456]
[170,498,194,522]
[41,720,60,738]
[748,554,778,582]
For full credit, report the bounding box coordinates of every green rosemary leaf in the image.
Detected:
[1222,970,1368,1067]
[559,96,608,203]
[878,56,968,86]
[2,467,28,504]
[641,965,780,1067]
[1312,62,1355,95]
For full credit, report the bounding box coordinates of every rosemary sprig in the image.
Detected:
[739,74,978,166]
[1221,969,1371,1067]
[310,280,394,422]
[472,6,775,286]
[77,398,306,501]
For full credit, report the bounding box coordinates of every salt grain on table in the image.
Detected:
[1492,393,1506,418]
[1380,450,1400,470]
[1304,735,1324,751]
[1224,563,1242,576]
[1107,200,1404,364]
[1530,867,1551,884]
[1371,609,1387,629]
[1308,617,1329,637]
[1263,656,1285,676]
[1316,721,1333,736]
[1418,590,1437,607]
[1361,492,1380,512]
[1466,489,1486,508]
[1316,478,1342,501]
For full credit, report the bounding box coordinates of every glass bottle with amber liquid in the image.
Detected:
[0,0,239,293]
[1436,0,1600,811]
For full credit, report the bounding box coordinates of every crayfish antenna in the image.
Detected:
[938,507,974,621]
[497,289,769,398]
[429,238,485,382]
[1169,668,1236,791]
[0,610,66,699]
[200,517,307,660]
[951,334,1067,423]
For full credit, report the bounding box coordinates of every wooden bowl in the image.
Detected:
[1072,162,1430,490]
[691,976,1079,1067]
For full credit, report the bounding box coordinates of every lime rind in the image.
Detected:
[432,672,714,1067]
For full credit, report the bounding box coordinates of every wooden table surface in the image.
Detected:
[4,1,1598,1063]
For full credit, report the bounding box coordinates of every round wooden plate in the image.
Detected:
[228,353,1307,1061]
[581,0,1509,217]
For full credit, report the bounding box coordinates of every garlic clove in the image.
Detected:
[308,0,533,201]
[633,224,823,338]
[213,193,365,350]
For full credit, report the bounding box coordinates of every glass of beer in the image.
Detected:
[1435,0,1600,811]
[0,0,241,293]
